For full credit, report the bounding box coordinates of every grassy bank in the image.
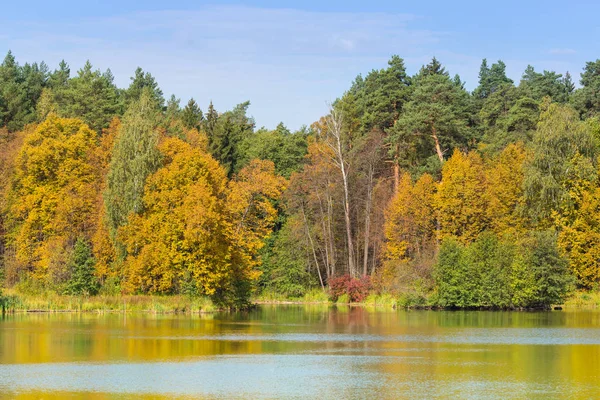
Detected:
[564,290,600,309]
[254,289,600,310]
[252,289,427,308]
[0,288,217,313]
[2,288,598,313]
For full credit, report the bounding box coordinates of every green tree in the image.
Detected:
[524,102,597,224]
[259,217,314,297]
[473,59,513,100]
[163,95,184,137]
[389,58,474,166]
[466,233,514,308]
[572,60,600,118]
[124,67,164,109]
[204,101,218,142]
[434,238,475,307]
[236,123,308,177]
[519,65,570,103]
[48,60,70,89]
[64,238,99,296]
[56,61,121,132]
[182,98,203,130]
[436,231,572,309]
[0,51,48,131]
[511,231,573,308]
[209,101,254,176]
[342,55,411,135]
[479,84,539,151]
[105,89,162,238]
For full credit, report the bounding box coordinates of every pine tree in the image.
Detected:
[389,60,473,165]
[124,67,164,109]
[209,101,254,176]
[64,238,99,296]
[182,98,203,130]
[204,101,218,141]
[57,60,121,132]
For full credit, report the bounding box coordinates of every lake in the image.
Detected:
[1,305,599,399]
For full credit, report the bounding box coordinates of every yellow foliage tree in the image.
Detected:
[436,149,488,243]
[486,142,527,236]
[226,159,286,300]
[384,172,436,260]
[91,118,120,282]
[119,137,229,294]
[5,115,100,283]
[119,138,284,306]
[558,188,600,288]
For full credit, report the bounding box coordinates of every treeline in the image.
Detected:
[1,51,600,308]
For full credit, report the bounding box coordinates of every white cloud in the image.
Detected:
[0,5,453,129]
[548,48,577,55]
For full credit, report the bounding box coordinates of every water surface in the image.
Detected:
[1,306,599,399]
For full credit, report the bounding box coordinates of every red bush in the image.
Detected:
[328,275,372,302]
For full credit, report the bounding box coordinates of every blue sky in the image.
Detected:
[1,1,599,130]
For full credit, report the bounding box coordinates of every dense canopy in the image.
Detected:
[1,51,600,308]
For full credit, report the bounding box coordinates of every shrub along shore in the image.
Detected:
[1,288,598,314]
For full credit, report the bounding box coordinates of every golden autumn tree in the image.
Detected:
[5,115,100,284]
[119,137,230,295]
[436,149,488,243]
[384,172,436,260]
[91,117,121,283]
[485,142,528,236]
[558,188,600,288]
[0,126,29,283]
[119,137,284,306]
[225,159,286,304]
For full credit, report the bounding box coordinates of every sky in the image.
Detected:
[1,0,599,130]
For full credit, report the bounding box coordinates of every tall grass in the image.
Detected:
[253,288,330,304]
[1,288,217,313]
[564,290,600,309]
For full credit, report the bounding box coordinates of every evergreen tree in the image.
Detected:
[182,98,203,130]
[519,65,568,103]
[0,51,48,131]
[236,122,308,177]
[563,71,576,96]
[124,67,164,109]
[165,95,180,116]
[64,238,99,296]
[204,101,218,141]
[419,57,447,76]
[56,61,121,132]
[473,59,513,100]
[389,59,474,166]
[209,101,254,176]
[572,60,600,118]
[48,60,70,89]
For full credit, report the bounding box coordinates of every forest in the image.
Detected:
[1,50,600,308]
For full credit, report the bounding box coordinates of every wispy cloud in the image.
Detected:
[548,48,577,55]
[0,5,453,129]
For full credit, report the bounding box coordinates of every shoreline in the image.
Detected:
[1,291,598,314]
